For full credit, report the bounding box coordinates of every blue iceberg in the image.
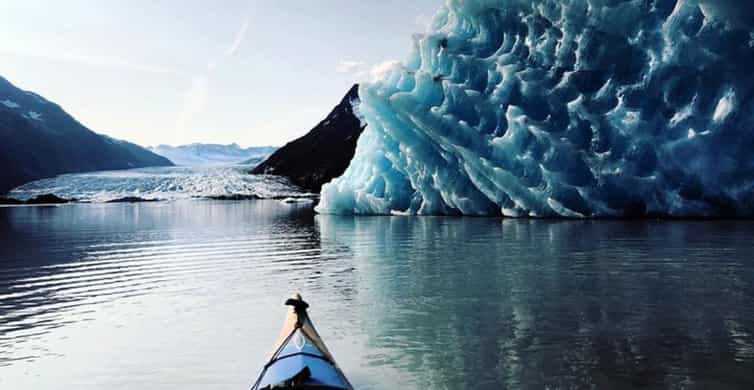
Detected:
[317,0,754,217]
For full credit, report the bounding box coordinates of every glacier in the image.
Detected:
[9,166,311,203]
[317,0,754,217]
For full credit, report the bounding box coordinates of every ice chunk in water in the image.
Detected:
[317,0,754,217]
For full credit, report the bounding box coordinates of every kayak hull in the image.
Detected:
[251,295,353,390]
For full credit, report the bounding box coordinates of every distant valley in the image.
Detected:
[148,143,277,166]
[1,73,364,198]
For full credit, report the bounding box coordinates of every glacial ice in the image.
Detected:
[9,166,312,203]
[317,0,754,217]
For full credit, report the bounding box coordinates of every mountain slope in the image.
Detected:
[149,143,276,166]
[0,76,172,194]
[252,84,365,192]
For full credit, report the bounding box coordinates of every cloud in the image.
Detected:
[176,76,208,132]
[336,60,366,73]
[225,17,250,57]
[368,60,401,80]
[415,13,432,30]
[177,9,252,132]
[336,59,401,82]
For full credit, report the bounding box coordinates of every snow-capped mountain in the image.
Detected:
[149,143,276,166]
[0,75,172,194]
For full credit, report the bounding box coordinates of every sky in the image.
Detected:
[0,0,443,147]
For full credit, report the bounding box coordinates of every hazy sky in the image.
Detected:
[0,0,443,147]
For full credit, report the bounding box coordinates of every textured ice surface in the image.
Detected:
[318,0,754,217]
[9,166,311,202]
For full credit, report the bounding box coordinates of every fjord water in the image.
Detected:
[1,201,753,389]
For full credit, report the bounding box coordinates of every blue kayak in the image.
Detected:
[251,294,353,390]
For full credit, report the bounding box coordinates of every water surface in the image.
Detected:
[1,201,753,389]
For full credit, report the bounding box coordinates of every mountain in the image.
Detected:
[316,0,754,218]
[148,143,276,166]
[252,84,365,192]
[0,76,172,194]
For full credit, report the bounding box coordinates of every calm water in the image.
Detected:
[1,201,753,389]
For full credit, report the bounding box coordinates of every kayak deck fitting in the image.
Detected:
[251,294,354,390]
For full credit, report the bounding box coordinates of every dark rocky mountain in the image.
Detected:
[0,75,172,194]
[252,84,365,192]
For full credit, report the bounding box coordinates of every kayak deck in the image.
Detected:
[251,294,353,390]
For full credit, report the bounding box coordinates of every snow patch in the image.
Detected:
[1,99,20,108]
[27,111,43,121]
[350,97,366,128]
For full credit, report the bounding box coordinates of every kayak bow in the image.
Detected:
[251,294,353,390]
